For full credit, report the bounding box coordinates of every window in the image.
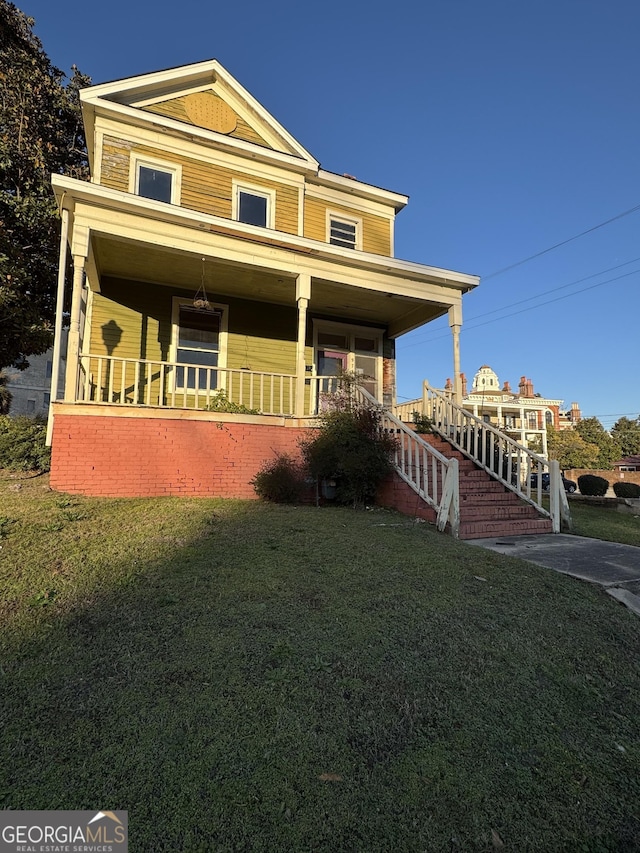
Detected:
[130,155,181,205]
[45,360,52,379]
[172,299,227,391]
[233,182,274,228]
[43,392,50,407]
[27,399,36,413]
[328,214,360,250]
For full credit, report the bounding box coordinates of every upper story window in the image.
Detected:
[328,214,361,250]
[233,181,275,228]
[130,155,181,205]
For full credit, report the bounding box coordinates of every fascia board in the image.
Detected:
[87,99,318,175]
[314,170,408,212]
[51,175,480,293]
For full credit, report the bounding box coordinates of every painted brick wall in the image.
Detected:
[50,414,312,498]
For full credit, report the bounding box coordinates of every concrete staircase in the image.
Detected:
[424,435,553,540]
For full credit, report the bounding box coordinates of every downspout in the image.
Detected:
[46,202,70,446]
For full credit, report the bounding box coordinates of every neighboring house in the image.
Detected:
[48,59,478,497]
[613,456,640,473]
[443,365,572,457]
[4,331,67,417]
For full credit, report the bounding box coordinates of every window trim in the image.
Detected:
[326,211,362,250]
[130,154,182,205]
[170,297,228,393]
[232,180,275,229]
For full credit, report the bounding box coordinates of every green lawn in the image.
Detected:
[1,474,640,851]
[568,498,640,547]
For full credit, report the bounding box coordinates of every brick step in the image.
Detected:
[459,480,509,494]
[461,493,528,506]
[460,504,542,522]
[458,518,554,540]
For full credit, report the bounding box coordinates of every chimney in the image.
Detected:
[571,402,581,423]
[528,378,535,397]
[445,377,453,391]
[503,380,511,393]
[460,372,468,396]
[519,376,527,396]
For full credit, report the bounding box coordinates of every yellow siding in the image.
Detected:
[99,137,298,233]
[100,139,132,191]
[303,196,391,256]
[144,91,271,148]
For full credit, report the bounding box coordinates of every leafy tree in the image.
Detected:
[574,417,621,469]
[546,425,600,470]
[611,416,640,458]
[0,1,89,370]
[0,370,11,413]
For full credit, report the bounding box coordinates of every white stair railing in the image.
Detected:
[395,382,570,533]
[356,386,460,536]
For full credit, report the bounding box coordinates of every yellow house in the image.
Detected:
[48,59,479,499]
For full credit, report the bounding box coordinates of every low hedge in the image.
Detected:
[613,482,640,499]
[577,474,609,497]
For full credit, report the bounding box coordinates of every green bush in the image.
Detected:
[577,474,609,497]
[252,454,305,503]
[204,390,259,415]
[301,404,398,508]
[411,412,434,434]
[0,416,51,472]
[613,481,640,499]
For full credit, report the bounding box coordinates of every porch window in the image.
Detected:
[314,323,382,400]
[172,301,227,391]
[233,182,274,228]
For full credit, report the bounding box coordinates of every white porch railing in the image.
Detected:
[357,386,460,536]
[76,353,348,417]
[393,382,571,533]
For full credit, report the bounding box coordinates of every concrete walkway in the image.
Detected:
[467,534,640,617]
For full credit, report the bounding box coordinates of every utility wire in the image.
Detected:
[482,203,640,280]
[398,267,640,350]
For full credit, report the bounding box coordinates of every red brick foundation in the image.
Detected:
[50,412,312,498]
[376,472,438,523]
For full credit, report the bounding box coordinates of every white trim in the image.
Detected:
[170,297,228,392]
[306,183,397,219]
[327,211,362,251]
[232,180,275,229]
[129,153,182,205]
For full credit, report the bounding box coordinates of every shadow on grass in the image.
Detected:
[1,487,640,851]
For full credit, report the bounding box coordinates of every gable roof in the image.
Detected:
[80,58,320,172]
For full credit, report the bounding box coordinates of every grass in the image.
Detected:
[1,473,640,851]
[568,498,640,547]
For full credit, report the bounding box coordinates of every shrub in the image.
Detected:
[613,482,640,499]
[252,454,305,503]
[0,416,51,472]
[301,404,398,509]
[204,389,259,415]
[411,412,434,434]
[577,474,609,496]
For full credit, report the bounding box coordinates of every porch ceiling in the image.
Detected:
[92,234,449,334]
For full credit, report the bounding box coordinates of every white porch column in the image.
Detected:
[64,226,89,401]
[46,206,70,445]
[295,273,311,416]
[448,303,462,405]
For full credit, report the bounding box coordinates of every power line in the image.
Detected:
[482,202,640,280]
[398,267,640,350]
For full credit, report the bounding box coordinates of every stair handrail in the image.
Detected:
[355,385,460,537]
[409,381,570,533]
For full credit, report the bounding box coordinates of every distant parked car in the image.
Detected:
[529,473,577,493]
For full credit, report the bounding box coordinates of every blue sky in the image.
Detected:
[24,0,640,427]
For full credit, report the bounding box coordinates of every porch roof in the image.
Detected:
[53,175,479,337]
